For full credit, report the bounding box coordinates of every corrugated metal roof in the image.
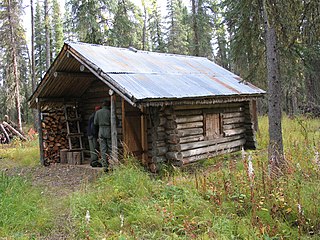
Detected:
[68,42,265,101]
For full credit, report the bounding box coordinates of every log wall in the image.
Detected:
[147,101,257,168]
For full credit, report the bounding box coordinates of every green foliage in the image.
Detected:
[165,0,190,55]
[0,172,53,238]
[69,116,320,239]
[0,139,40,168]
[108,0,143,48]
[0,117,319,238]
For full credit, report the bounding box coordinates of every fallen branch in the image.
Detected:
[0,123,10,143]
[2,121,27,141]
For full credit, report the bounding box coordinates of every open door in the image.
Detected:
[122,100,147,163]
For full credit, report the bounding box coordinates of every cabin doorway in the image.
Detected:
[123,101,143,159]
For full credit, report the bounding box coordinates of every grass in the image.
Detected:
[0,137,40,168]
[0,115,319,239]
[0,172,53,239]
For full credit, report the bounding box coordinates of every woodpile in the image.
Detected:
[0,121,27,144]
[41,109,68,164]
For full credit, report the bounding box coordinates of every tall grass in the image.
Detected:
[0,172,53,239]
[0,138,40,168]
[70,115,320,239]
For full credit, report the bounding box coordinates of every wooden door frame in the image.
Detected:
[122,99,148,163]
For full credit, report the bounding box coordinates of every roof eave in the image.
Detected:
[136,93,265,108]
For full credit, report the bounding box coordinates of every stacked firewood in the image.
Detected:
[0,121,27,144]
[42,109,68,164]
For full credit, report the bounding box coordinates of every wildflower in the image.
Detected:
[297,203,304,215]
[241,146,246,161]
[248,153,254,180]
[120,211,124,228]
[85,210,90,224]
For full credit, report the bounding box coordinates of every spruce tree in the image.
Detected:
[0,0,29,130]
[52,0,64,58]
[165,0,189,55]
[34,0,46,82]
[109,0,143,48]
[148,0,165,52]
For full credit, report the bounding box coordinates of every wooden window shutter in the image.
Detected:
[204,113,223,140]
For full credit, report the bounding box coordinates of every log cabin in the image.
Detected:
[29,42,265,171]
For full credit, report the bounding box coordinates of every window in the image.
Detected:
[204,113,223,140]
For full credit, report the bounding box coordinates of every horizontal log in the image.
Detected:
[166,152,183,161]
[155,146,168,156]
[180,134,244,151]
[223,117,245,125]
[175,109,203,116]
[181,138,246,158]
[223,123,242,130]
[177,121,203,130]
[223,112,244,119]
[165,120,177,130]
[168,144,181,152]
[224,127,246,137]
[176,115,203,124]
[166,129,179,135]
[174,102,243,110]
[180,134,204,144]
[152,155,167,163]
[178,128,203,137]
[167,134,180,144]
[181,146,241,165]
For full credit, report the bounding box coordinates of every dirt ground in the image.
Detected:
[5,164,104,196]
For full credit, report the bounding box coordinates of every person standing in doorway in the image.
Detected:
[94,100,111,172]
[87,106,101,167]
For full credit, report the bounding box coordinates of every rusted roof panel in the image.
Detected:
[68,42,265,102]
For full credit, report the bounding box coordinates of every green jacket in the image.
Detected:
[94,106,111,138]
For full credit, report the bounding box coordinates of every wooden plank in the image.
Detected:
[181,138,246,158]
[180,134,244,151]
[141,107,148,164]
[177,121,203,130]
[110,93,118,163]
[122,98,126,157]
[37,99,45,165]
[204,113,221,140]
[176,115,203,123]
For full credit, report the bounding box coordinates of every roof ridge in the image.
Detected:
[66,41,210,60]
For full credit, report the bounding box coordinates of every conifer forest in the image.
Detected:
[1,0,320,126]
[1,1,320,239]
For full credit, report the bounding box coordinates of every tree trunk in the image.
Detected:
[262,0,285,177]
[191,0,199,56]
[31,0,39,129]
[8,0,22,132]
[44,0,50,69]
